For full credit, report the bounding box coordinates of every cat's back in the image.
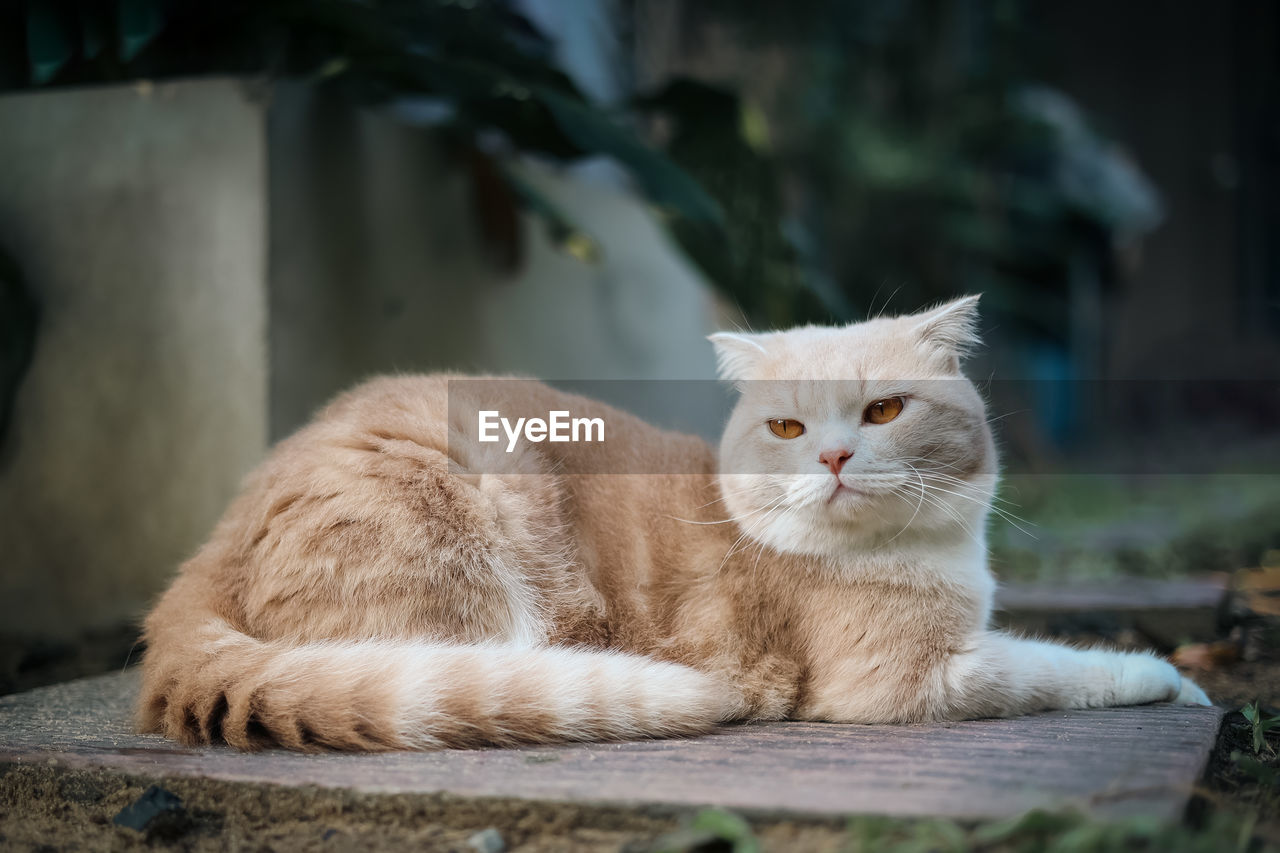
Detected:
[165,372,603,644]
[203,372,715,568]
[305,372,716,479]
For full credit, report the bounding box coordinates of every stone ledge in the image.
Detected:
[0,671,1223,822]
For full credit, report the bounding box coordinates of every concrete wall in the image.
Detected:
[0,78,721,645]
[0,80,269,640]
[267,84,721,440]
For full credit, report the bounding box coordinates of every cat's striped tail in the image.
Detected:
[138,619,733,751]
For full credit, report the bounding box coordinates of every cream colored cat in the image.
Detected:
[139,296,1209,751]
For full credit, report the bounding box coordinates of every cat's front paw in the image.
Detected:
[1117,656,1211,707]
[1114,653,1183,706]
[1174,676,1212,706]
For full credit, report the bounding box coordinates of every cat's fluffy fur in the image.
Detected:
[139,297,1208,751]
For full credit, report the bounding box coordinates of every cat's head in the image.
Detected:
[711,296,996,557]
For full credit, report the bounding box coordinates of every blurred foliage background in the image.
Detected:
[2,0,1166,332]
[644,0,1164,335]
[2,0,1278,584]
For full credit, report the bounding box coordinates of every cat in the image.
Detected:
[138,296,1209,751]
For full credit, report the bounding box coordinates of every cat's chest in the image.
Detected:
[782,565,990,669]
[784,578,983,719]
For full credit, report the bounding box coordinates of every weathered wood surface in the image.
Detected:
[0,671,1222,821]
[995,575,1228,613]
[994,575,1228,646]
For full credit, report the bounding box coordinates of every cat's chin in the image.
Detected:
[747,500,901,557]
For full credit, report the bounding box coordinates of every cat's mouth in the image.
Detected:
[827,482,873,504]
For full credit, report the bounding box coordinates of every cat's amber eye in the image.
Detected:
[767,418,805,439]
[864,397,905,425]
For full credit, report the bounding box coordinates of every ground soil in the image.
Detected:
[0,763,854,852]
[1197,661,1280,846]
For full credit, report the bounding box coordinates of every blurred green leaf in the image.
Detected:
[639,808,759,853]
[972,808,1085,844]
[118,0,164,62]
[537,87,725,226]
[80,7,107,60]
[4,1,726,303]
[26,3,72,84]
[1232,749,1280,786]
[843,121,940,189]
[1241,701,1280,755]
[501,165,603,264]
[632,77,815,326]
[689,808,759,853]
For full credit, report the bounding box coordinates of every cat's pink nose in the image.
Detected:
[818,447,852,476]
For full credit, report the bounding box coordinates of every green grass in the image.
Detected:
[647,807,1274,853]
[987,473,1280,581]
[843,809,1266,853]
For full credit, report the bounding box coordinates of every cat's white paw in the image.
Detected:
[1174,676,1212,706]
[1109,656,1212,707]
[1113,654,1183,705]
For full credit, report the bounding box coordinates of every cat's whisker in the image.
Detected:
[898,462,1020,509]
[725,508,782,566]
[918,474,1008,508]
[715,493,791,575]
[686,482,772,513]
[899,486,984,549]
[985,408,1030,426]
[898,455,969,471]
[897,454,1027,512]
[895,456,972,476]
[984,508,1038,540]
[880,465,929,547]
[750,501,800,579]
[916,480,1038,540]
[665,499,785,527]
[904,484,968,529]
[887,463,980,536]
[919,479,1031,525]
[732,497,791,556]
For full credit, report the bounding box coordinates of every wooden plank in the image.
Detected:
[0,671,1222,821]
[994,575,1229,646]
[995,575,1228,613]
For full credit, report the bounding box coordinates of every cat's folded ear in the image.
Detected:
[708,331,769,383]
[909,295,982,364]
